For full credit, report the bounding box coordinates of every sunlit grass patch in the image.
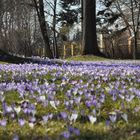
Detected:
[67,55,108,61]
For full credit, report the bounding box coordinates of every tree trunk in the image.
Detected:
[81,0,83,47]
[52,0,59,58]
[130,0,139,59]
[133,32,137,59]
[33,0,53,58]
[82,0,101,55]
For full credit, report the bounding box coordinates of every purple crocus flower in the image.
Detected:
[74,97,81,104]
[105,120,110,126]
[99,94,105,103]
[60,112,68,120]
[13,135,19,140]
[11,113,15,119]
[29,117,36,123]
[62,131,70,139]
[85,101,92,108]
[42,115,49,123]
[0,119,7,126]
[68,126,80,135]
[109,112,117,123]
[112,94,117,101]
[2,102,7,115]
[92,99,98,107]
[73,128,80,135]
[48,113,53,119]
[18,119,25,126]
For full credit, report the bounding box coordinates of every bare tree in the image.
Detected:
[45,0,59,58]
[33,0,53,58]
[130,0,140,59]
[98,0,140,59]
[52,0,59,58]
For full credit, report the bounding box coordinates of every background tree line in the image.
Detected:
[0,0,140,59]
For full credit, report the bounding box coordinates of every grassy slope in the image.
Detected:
[67,55,109,61]
[0,56,140,140]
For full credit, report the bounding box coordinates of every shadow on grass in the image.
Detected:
[0,50,32,64]
[0,132,109,140]
[0,55,32,64]
[1,124,140,140]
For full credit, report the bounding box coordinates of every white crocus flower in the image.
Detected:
[70,113,78,122]
[50,101,57,109]
[14,106,21,114]
[88,115,97,124]
[121,113,128,122]
[39,95,46,102]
